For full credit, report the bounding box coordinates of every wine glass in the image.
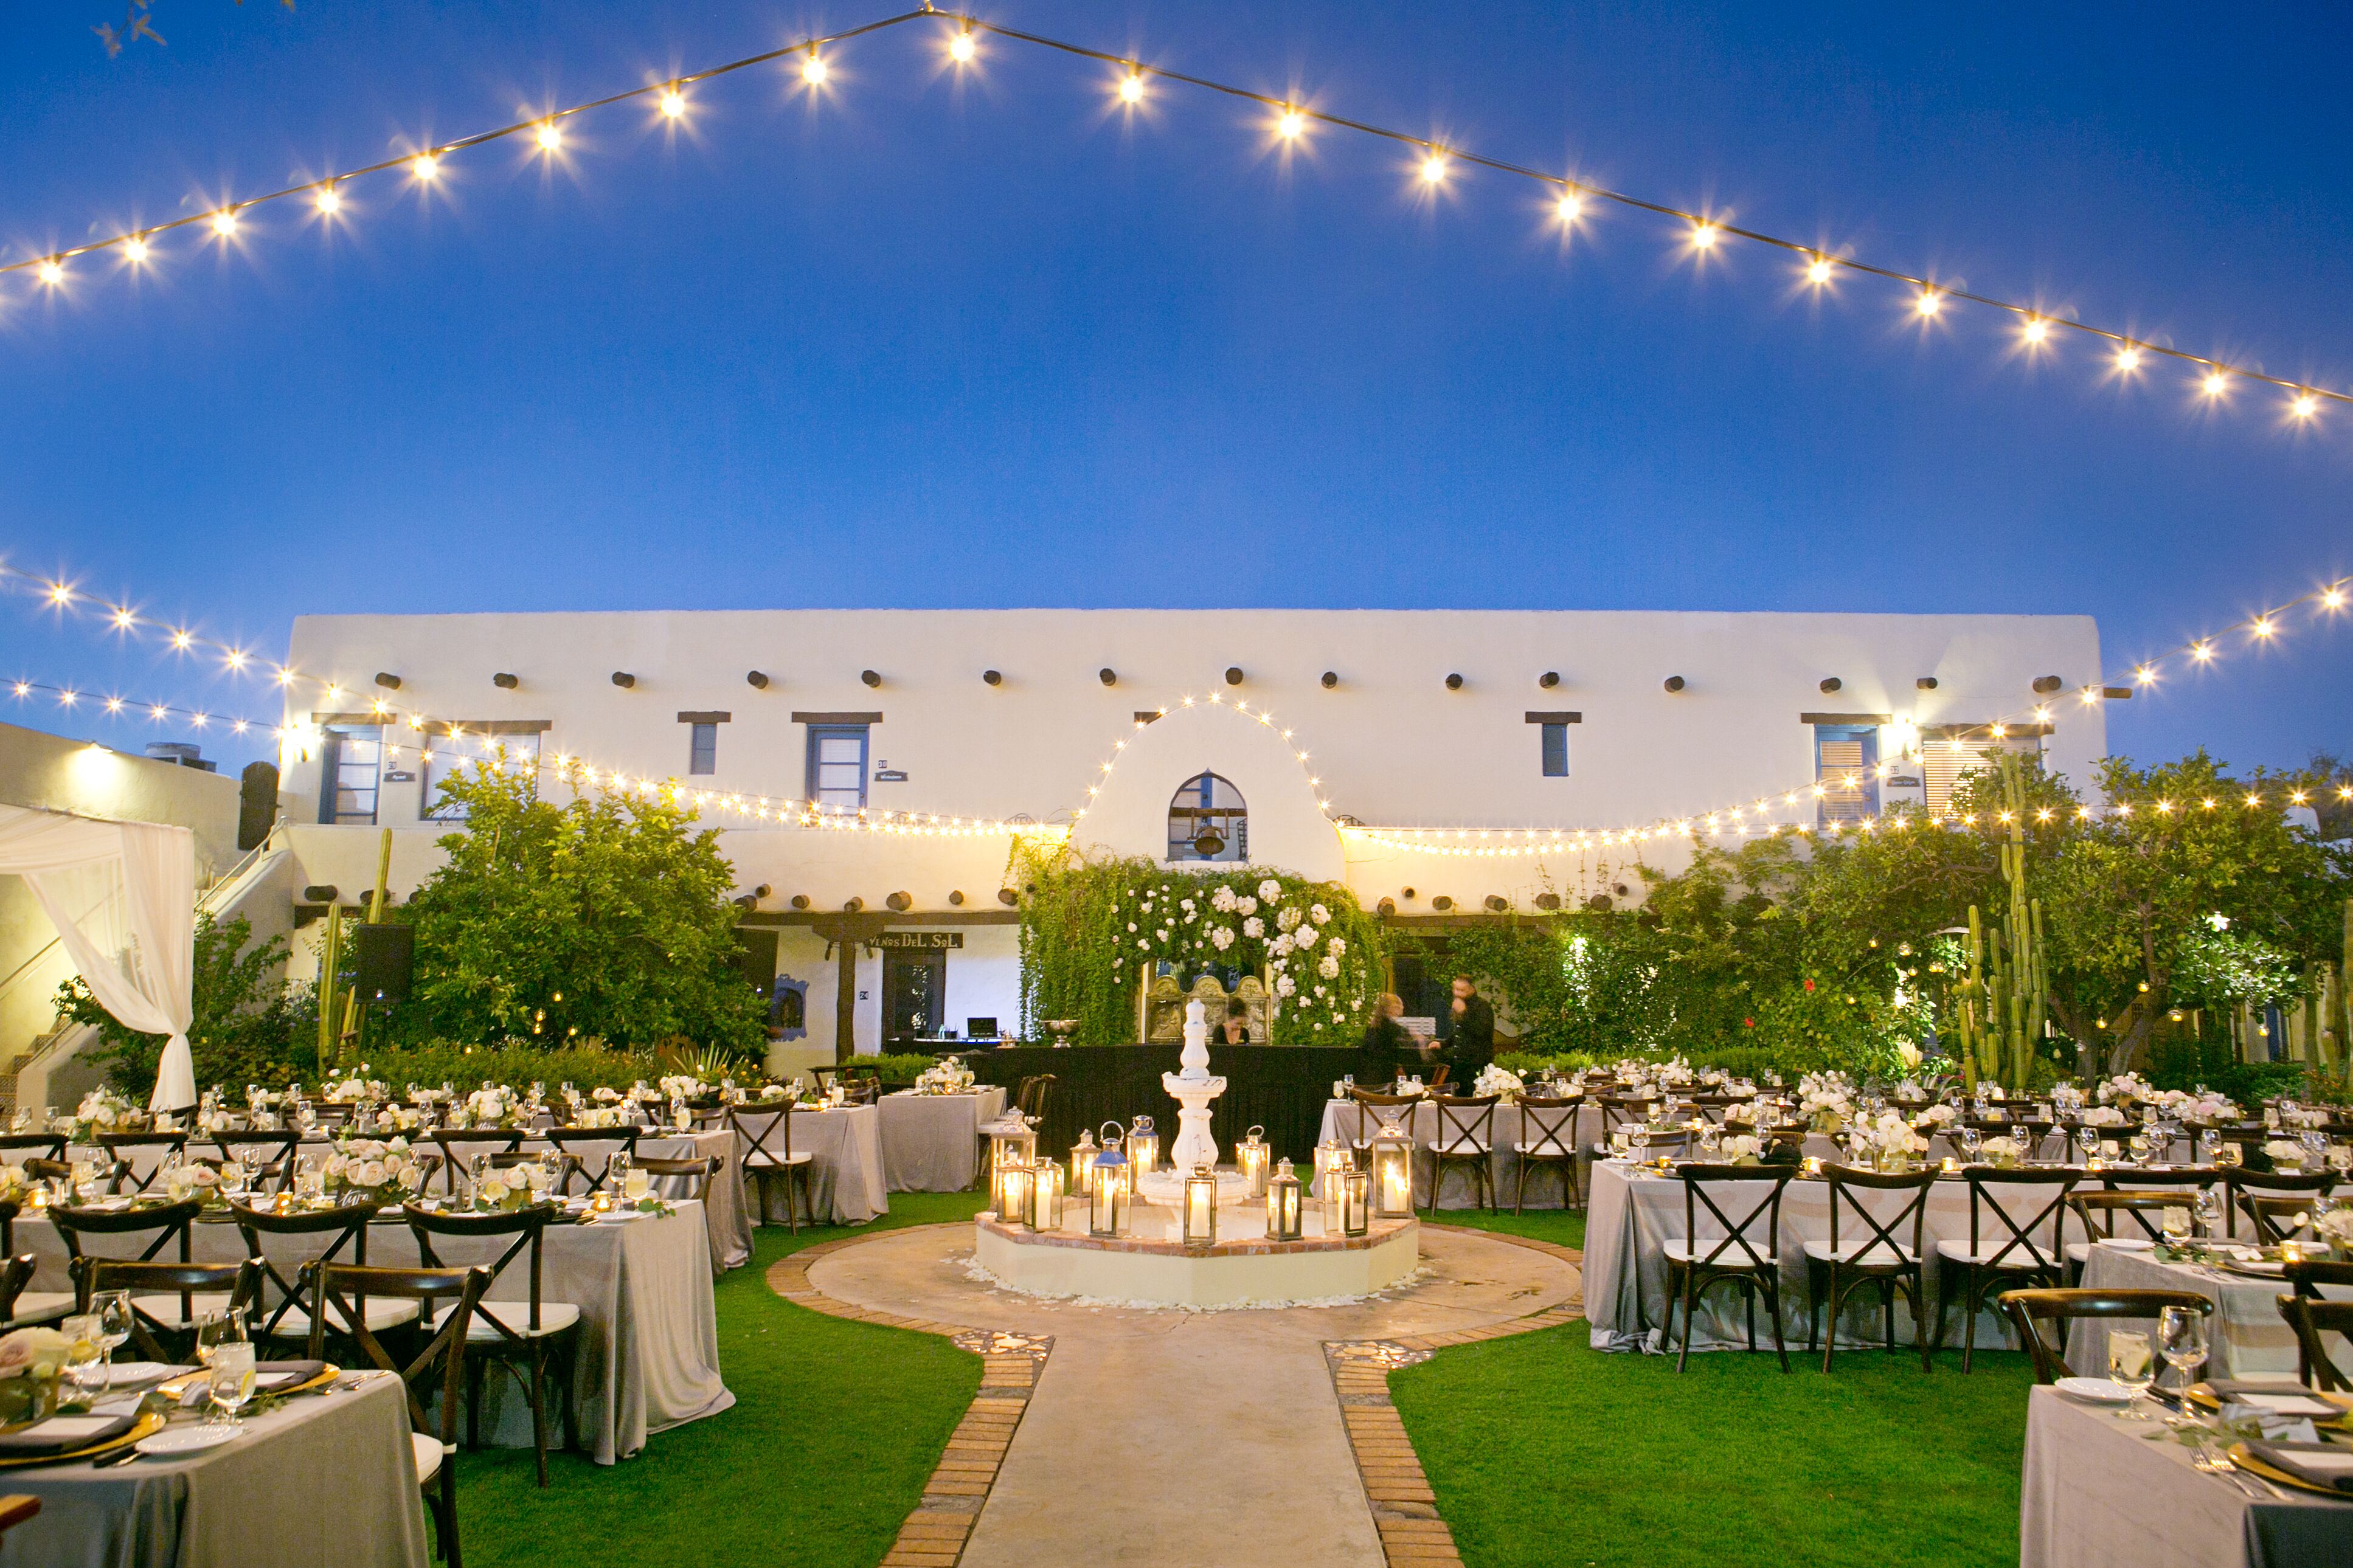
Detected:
[1957,1126,1983,1165]
[61,1314,108,1403]
[622,1164,651,1204]
[2108,1330,2155,1420]
[195,1307,248,1369]
[609,1150,634,1197]
[92,1290,133,1391]
[2160,1202,2194,1249]
[207,1341,257,1432]
[2157,1305,2208,1417]
[2213,1142,2243,1172]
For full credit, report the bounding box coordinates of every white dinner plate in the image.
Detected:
[2054,1377,2138,1404]
[104,1362,188,1389]
[134,1425,239,1457]
[2098,1237,2156,1252]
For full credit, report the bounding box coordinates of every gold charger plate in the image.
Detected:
[2186,1384,2352,1426]
[0,1409,164,1470]
[156,1362,341,1403]
[2229,1442,2353,1501]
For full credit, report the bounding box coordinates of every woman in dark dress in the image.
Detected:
[1357,993,1411,1086]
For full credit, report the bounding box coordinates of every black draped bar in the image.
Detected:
[967,1045,1360,1164]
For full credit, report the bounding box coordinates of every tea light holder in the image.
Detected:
[1024,1160,1065,1231]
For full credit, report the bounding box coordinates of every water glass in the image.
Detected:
[207,1342,257,1432]
[195,1307,248,1368]
[61,1314,108,1402]
[2160,1203,2193,1247]
[92,1291,133,1387]
[2157,1306,2207,1404]
[2108,1330,2155,1419]
[1957,1127,1982,1164]
[609,1150,633,1196]
[622,1167,651,1203]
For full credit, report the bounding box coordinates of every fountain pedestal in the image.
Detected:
[1134,997,1249,1204]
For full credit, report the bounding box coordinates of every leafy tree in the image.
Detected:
[389,761,765,1052]
[59,913,311,1097]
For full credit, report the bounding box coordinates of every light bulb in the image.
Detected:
[949,30,976,63]
[802,53,828,84]
[2202,370,2228,398]
[1806,255,1832,284]
[2251,616,2275,637]
[2022,317,2049,344]
[1558,192,1584,222]
[659,88,686,117]
[2290,392,2320,420]
[536,122,563,151]
[412,154,440,181]
[210,210,238,236]
[2325,587,2347,610]
[36,259,63,285]
[1690,222,1718,249]
[1420,152,1449,184]
[2115,345,2142,372]
[123,237,149,262]
[1277,108,1306,139]
[1118,71,1145,103]
[1915,289,1940,316]
[314,185,341,213]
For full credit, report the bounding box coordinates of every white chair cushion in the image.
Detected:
[7,1291,76,1324]
[431,1298,582,1340]
[743,1150,814,1169]
[1802,1239,1917,1266]
[129,1291,236,1328]
[1661,1237,1774,1268]
[2063,1240,2094,1265]
[1429,1141,1492,1155]
[1935,1237,2055,1268]
[268,1296,423,1336]
[412,1432,445,1485]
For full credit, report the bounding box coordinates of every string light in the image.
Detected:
[314,185,341,214]
[1,3,2340,432]
[123,236,150,263]
[535,122,564,152]
[210,209,240,237]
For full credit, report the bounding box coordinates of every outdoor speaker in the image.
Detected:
[353,923,415,1003]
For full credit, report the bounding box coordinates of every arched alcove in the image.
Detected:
[1072,704,1344,881]
[1166,772,1246,862]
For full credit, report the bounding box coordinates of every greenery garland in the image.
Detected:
[1009,840,1384,1044]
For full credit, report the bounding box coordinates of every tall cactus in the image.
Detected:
[1956,753,2048,1092]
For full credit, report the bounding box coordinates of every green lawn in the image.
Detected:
[452,1191,987,1568]
[1395,1209,2035,1568]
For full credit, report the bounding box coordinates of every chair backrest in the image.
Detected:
[1674,1164,1795,1268]
[229,1199,376,1342]
[2067,1191,2190,1245]
[1822,1163,1937,1261]
[727,1105,794,1168]
[638,1155,718,1205]
[1428,1095,1498,1155]
[71,1257,261,1359]
[1998,1287,2214,1384]
[1516,1098,1581,1159]
[2278,1296,2353,1394]
[544,1129,642,1193]
[2222,1170,2338,1239]
[2283,1257,2353,1300]
[0,1254,34,1323]
[1963,1169,2079,1269]
[431,1131,527,1195]
[50,1197,204,1268]
[0,1135,65,1162]
[2240,1194,2330,1245]
[1015,1076,1056,1120]
[305,1262,488,1488]
[206,1132,303,1193]
[404,1203,558,1338]
[1598,1095,1658,1134]
[95,1133,190,1193]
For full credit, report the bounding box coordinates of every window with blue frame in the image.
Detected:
[688,722,718,776]
[1813,724,1880,825]
[806,724,869,809]
[1540,723,1570,777]
[316,725,383,824]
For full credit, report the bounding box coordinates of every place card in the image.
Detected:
[20,1416,117,1441]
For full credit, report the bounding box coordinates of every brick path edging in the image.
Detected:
[766,1219,1586,1568]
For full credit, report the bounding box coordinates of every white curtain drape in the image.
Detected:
[0,804,197,1111]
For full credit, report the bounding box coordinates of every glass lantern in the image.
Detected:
[1267,1158,1304,1242]
[1067,1130,1097,1204]
[994,1158,1033,1224]
[1342,1168,1371,1237]
[1128,1115,1159,1181]
[990,1122,1038,1178]
[1321,1149,1353,1235]
[1182,1163,1218,1248]
[1236,1125,1270,1200]
[1368,1117,1416,1220]
[1089,1123,1131,1238]
[1025,1159,1065,1231]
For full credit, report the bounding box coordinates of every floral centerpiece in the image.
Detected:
[2096,1072,2157,1107]
[1980,1136,2024,1169]
[470,1164,553,1213]
[0,1164,28,1209]
[0,1326,73,1424]
[448,1085,527,1130]
[324,1070,387,1103]
[572,1105,628,1129]
[2079,1105,2127,1128]
[2318,1207,2353,1254]
[913,1059,976,1095]
[1798,1071,1855,1133]
[70,1087,142,1142]
[2263,1139,2312,1173]
[1718,1133,1762,1164]
[1471,1063,1525,1103]
[1854,1111,1929,1170]
[657,1075,707,1103]
[323,1138,428,1205]
[161,1161,243,1206]
[1722,1100,1764,1126]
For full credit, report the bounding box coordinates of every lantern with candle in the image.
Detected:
[1089,1122,1131,1238]
[1025,1158,1065,1231]
[1236,1125,1270,1199]
[1067,1129,1097,1205]
[1342,1167,1371,1237]
[1267,1157,1304,1242]
[1368,1117,1415,1219]
[1182,1163,1219,1248]
[994,1158,1034,1224]
[1127,1114,1159,1181]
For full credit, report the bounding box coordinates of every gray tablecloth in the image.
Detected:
[878,1089,1007,1192]
[2020,1385,2350,1568]
[633,1129,754,1271]
[23,1203,731,1465]
[735,1105,887,1224]
[1584,1159,2042,1353]
[2075,1244,2353,1382]
[1315,1098,1598,1210]
[0,1372,426,1568]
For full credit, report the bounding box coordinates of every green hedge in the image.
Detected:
[341,1043,651,1095]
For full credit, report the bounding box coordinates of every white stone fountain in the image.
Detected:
[1134,998,1249,1204]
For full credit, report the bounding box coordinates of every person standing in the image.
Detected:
[1357,993,1411,1086]
[1436,975,1495,1086]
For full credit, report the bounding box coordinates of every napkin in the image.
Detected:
[0,1413,136,1454]
[105,1362,188,1389]
[253,1359,327,1390]
[2207,1381,2340,1418]
[2244,1441,2353,1493]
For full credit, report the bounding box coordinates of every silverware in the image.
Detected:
[92,1444,143,1468]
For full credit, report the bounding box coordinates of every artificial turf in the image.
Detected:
[451,1190,988,1568]
[1393,1208,2036,1568]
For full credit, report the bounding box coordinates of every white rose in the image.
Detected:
[353,1159,387,1187]
[1318,955,1340,979]
[1275,975,1295,997]
[1210,927,1235,951]
[1310,903,1329,924]
[1242,916,1264,938]
[1257,880,1282,901]
[1236,896,1257,916]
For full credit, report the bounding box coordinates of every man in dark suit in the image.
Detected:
[1435,975,1495,1086]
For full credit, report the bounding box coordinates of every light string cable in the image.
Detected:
[1345,573,2353,858]
[0,562,1056,841]
[6,5,2346,429]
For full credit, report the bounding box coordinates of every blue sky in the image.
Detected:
[1,0,2346,780]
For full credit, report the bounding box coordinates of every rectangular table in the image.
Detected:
[1,1372,428,1568]
[878,1088,1007,1192]
[23,1202,731,1465]
[2020,1385,2351,1568]
[2076,1244,2353,1381]
[735,1105,888,1225]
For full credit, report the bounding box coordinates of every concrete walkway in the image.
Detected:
[802,1223,1583,1568]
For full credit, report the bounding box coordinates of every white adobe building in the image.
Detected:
[262,609,2111,1069]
